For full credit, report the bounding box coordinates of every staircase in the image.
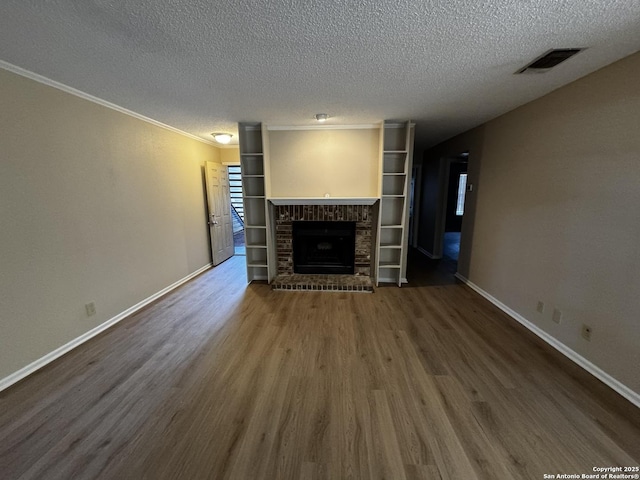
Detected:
[228,166,244,234]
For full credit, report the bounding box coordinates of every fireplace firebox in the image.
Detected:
[292,221,356,274]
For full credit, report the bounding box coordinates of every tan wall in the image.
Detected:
[268,128,380,198]
[220,147,240,164]
[427,52,640,393]
[0,68,220,380]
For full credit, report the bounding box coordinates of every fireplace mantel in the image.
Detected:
[268,197,378,206]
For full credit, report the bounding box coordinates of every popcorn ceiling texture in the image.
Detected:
[0,0,639,148]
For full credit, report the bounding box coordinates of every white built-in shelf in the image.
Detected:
[239,124,270,276]
[376,120,413,287]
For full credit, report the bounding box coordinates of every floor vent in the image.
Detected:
[516,48,584,74]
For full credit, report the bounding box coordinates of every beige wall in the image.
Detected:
[268,128,380,198]
[426,52,640,393]
[0,68,220,380]
[220,147,240,164]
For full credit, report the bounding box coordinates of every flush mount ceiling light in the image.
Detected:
[315,113,328,122]
[211,133,232,144]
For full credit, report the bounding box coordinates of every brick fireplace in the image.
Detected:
[273,204,374,291]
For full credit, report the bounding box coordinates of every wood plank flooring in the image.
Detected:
[1,254,638,479]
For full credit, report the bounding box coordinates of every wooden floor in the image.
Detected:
[1,254,638,480]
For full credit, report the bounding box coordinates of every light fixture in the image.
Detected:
[315,113,328,122]
[212,133,232,144]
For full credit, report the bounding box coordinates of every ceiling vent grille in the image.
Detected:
[516,48,584,74]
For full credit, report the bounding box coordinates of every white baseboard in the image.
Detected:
[0,263,212,392]
[376,278,407,286]
[377,278,407,285]
[455,274,640,409]
[417,246,441,259]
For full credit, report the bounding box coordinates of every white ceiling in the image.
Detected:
[1,1,639,152]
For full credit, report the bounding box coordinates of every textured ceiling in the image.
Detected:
[0,1,639,151]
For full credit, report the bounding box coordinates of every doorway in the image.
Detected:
[227,165,246,255]
[441,155,468,263]
[204,162,234,266]
[408,164,422,248]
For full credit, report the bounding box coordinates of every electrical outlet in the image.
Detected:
[85,302,96,317]
[581,324,592,341]
[536,301,545,313]
[552,308,562,324]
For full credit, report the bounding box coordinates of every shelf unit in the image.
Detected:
[239,122,271,282]
[376,121,414,286]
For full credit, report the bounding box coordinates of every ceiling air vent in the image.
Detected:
[516,48,584,74]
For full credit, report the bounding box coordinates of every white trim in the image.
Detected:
[268,197,378,206]
[384,121,416,128]
[267,124,379,131]
[249,275,268,281]
[377,277,395,283]
[0,60,217,147]
[0,263,212,392]
[454,273,640,409]
[377,277,407,285]
[417,246,441,259]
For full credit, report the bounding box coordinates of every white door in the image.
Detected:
[205,161,234,265]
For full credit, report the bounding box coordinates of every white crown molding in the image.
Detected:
[267,124,379,131]
[0,263,212,393]
[0,60,217,147]
[454,273,640,409]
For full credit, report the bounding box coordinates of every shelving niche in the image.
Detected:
[376,120,414,286]
[238,122,272,282]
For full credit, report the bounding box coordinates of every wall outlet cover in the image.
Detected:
[552,308,562,324]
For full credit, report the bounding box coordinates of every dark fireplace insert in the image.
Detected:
[292,221,356,274]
